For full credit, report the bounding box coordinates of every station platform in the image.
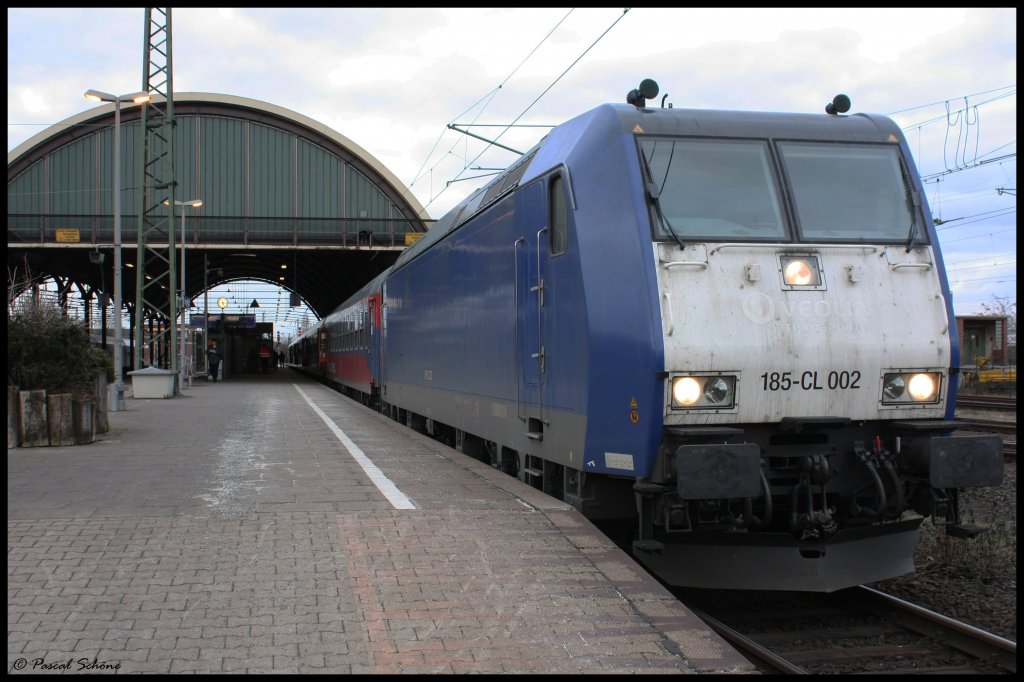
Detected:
[8,369,754,674]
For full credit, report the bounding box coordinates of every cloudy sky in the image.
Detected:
[7,7,1016,321]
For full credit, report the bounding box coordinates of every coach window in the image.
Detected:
[549,175,568,255]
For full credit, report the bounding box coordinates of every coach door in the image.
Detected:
[367,293,382,395]
[378,283,388,397]
[516,172,570,439]
[317,326,328,373]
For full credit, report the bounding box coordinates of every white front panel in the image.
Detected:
[656,242,951,424]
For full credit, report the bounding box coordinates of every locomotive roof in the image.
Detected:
[392,102,906,273]
[603,102,905,143]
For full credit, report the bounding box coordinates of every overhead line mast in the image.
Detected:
[133,7,180,389]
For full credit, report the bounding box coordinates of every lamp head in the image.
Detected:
[84,89,151,104]
[84,89,114,103]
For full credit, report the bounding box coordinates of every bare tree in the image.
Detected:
[979,295,1017,345]
[7,257,45,315]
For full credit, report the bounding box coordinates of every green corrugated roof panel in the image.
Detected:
[8,93,428,248]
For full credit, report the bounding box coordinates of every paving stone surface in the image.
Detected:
[8,370,754,674]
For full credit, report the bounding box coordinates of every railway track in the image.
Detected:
[956,394,1016,411]
[954,420,1017,459]
[679,585,1016,674]
[953,394,1016,460]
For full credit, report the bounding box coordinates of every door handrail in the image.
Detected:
[513,237,525,421]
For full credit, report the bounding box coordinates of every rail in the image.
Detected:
[681,585,1016,674]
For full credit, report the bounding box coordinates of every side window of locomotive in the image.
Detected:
[549,175,568,255]
[640,138,787,241]
[778,143,924,243]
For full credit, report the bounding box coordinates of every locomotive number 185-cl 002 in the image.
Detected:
[289,80,1003,592]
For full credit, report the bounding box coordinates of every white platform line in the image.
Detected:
[294,384,416,510]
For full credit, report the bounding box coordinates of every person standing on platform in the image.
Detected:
[259,345,272,374]
[207,340,223,382]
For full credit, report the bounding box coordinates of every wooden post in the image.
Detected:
[94,374,109,434]
[73,398,96,445]
[18,390,49,447]
[7,386,19,449]
[47,394,75,446]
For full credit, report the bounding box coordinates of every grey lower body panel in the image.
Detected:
[384,380,587,468]
[632,518,923,592]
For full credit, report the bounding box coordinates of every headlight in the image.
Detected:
[907,373,936,401]
[882,375,905,400]
[780,255,822,287]
[671,375,736,409]
[673,377,701,406]
[881,371,941,405]
[703,377,731,404]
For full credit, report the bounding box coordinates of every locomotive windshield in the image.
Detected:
[642,138,925,244]
[642,138,787,241]
[778,142,923,243]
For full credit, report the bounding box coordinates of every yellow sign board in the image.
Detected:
[404,232,425,246]
[55,229,80,243]
[979,368,1016,383]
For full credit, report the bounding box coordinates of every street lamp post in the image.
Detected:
[165,199,203,390]
[84,89,151,411]
[203,254,209,377]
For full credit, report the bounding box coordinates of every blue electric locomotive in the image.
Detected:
[291,80,1003,592]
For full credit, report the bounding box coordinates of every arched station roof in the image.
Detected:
[7,92,431,318]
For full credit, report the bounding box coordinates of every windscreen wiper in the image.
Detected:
[900,161,923,252]
[640,145,686,250]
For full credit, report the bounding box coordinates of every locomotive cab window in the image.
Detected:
[549,175,568,255]
[640,138,787,242]
[778,142,926,244]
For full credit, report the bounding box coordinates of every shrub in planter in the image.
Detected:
[8,300,113,401]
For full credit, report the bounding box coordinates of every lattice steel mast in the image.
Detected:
[133,8,179,391]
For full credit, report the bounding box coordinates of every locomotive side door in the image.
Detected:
[516,171,569,438]
[516,181,545,431]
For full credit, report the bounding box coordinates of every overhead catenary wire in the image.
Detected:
[946,260,1015,273]
[409,8,576,192]
[940,227,1016,244]
[10,17,1014,318]
[895,89,1015,132]
[935,207,1016,229]
[422,7,632,211]
[887,85,1015,117]
[901,94,1015,262]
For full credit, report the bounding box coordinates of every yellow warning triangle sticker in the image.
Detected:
[633,124,644,134]
[630,397,638,408]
